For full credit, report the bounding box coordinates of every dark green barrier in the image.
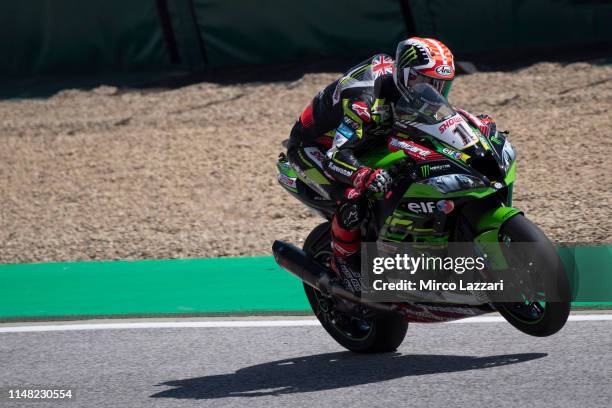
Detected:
[0,0,406,78]
[192,0,406,67]
[408,0,612,54]
[1,0,611,86]
[165,0,207,70]
[0,0,172,76]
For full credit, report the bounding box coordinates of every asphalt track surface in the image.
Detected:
[1,315,611,408]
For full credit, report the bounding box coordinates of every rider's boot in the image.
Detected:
[330,214,363,294]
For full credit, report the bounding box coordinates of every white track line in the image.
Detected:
[0,314,611,333]
[0,320,321,333]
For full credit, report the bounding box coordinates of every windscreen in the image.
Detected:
[393,83,479,150]
[394,83,455,125]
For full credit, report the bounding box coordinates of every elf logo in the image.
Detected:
[442,147,463,160]
[406,201,436,213]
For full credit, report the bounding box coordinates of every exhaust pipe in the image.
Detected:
[272,240,396,313]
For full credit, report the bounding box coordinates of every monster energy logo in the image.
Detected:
[490,135,503,145]
[421,165,430,177]
[421,163,451,177]
[400,47,417,66]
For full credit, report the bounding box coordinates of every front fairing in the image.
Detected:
[391,84,515,188]
[393,83,478,151]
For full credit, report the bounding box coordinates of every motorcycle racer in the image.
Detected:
[286,37,456,293]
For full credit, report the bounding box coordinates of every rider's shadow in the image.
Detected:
[151,351,546,400]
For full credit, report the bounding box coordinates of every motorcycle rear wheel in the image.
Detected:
[302,222,408,353]
[494,215,570,337]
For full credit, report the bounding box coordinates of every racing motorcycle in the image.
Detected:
[273,83,571,353]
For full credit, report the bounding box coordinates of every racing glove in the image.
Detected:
[351,167,393,194]
[477,113,497,137]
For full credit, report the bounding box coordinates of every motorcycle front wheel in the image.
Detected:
[493,215,571,337]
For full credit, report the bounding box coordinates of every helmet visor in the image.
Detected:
[406,69,451,97]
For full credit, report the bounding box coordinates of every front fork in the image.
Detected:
[473,206,522,270]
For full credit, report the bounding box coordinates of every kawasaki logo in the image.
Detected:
[328,162,353,177]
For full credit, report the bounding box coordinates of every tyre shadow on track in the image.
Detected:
[151,351,546,400]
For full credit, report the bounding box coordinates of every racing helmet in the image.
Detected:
[394,37,455,98]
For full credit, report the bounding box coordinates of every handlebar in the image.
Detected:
[365,158,415,200]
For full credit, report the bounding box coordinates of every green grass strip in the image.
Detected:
[0,256,309,319]
[0,245,609,320]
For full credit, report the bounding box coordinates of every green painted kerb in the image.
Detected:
[0,245,610,320]
[0,257,309,319]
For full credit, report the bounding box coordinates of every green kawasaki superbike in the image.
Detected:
[273,83,570,353]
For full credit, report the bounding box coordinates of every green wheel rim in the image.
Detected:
[502,302,547,325]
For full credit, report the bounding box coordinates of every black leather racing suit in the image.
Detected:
[287,54,400,233]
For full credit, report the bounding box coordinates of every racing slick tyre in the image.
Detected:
[302,222,408,353]
[494,215,571,337]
